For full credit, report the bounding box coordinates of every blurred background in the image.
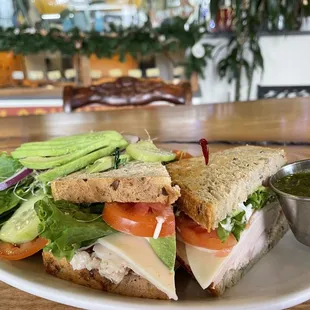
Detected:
[1,0,310,116]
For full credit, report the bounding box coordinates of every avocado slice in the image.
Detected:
[87,154,131,173]
[11,136,124,158]
[126,140,176,163]
[37,139,128,182]
[19,131,123,148]
[19,139,119,169]
[149,236,176,271]
[50,130,121,142]
[12,141,104,158]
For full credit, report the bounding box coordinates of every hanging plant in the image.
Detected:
[211,0,310,101]
[158,16,214,78]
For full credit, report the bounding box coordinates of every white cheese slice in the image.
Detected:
[185,244,230,290]
[97,233,177,300]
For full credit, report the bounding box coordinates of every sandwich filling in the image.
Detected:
[70,233,178,300]
[176,186,277,290]
[177,201,282,290]
[71,247,130,284]
[216,186,275,243]
[35,198,178,300]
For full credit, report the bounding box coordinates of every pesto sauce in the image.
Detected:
[274,172,310,197]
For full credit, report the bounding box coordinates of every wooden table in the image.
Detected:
[0,98,309,309]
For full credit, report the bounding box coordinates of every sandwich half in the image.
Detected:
[0,131,181,300]
[167,145,289,296]
[40,161,180,300]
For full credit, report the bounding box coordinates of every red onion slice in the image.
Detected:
[123,134,140,144]
[0,167,33,191]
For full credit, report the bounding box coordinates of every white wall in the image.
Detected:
[199,34,310,103]
[0,0,14,28]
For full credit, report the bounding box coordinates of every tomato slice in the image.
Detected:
[0,237,48,261]
[102,202,175,237]
[173,150,193,161]
[176,214,237,251]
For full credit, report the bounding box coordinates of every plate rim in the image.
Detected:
[1,232,310,310]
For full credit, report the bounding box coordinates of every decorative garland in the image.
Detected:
[0,17,213,79]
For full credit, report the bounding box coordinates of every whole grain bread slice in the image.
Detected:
[51,161,180,205]
[167,145,287,231]
[42,251,169,300]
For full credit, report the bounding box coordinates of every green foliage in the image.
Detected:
[0,2,309,89]
[0,27,79,55]
[212,0,310,101]
[184,44,213,78]
[0,16,213,79]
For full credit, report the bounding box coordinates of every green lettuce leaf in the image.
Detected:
[0,153,33,217]
[217,219,231,241]
[149,236,176,271]
[35,198,116,261]
[217,186,275,243]
[231,211,246,241]
[217,210,246,242]
[0,181,33,216]
[0,153,23,180]
[245,186,276,210]
[0,189,21,215]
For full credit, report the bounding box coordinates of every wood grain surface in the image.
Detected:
[1,97,310,145]
[0,100,309,309]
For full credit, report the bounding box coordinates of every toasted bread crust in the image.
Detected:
[167,146,287,230]
[42,251,169,300]
[51,161,180,205]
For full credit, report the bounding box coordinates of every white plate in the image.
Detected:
[0,231,310,310]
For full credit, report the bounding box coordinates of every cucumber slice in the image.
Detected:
[126,141,176,163]
[87,154,131,173]
[0,194,44,244]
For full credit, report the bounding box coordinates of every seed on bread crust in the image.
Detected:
[162,187,169,196]
[110,180,120,190]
